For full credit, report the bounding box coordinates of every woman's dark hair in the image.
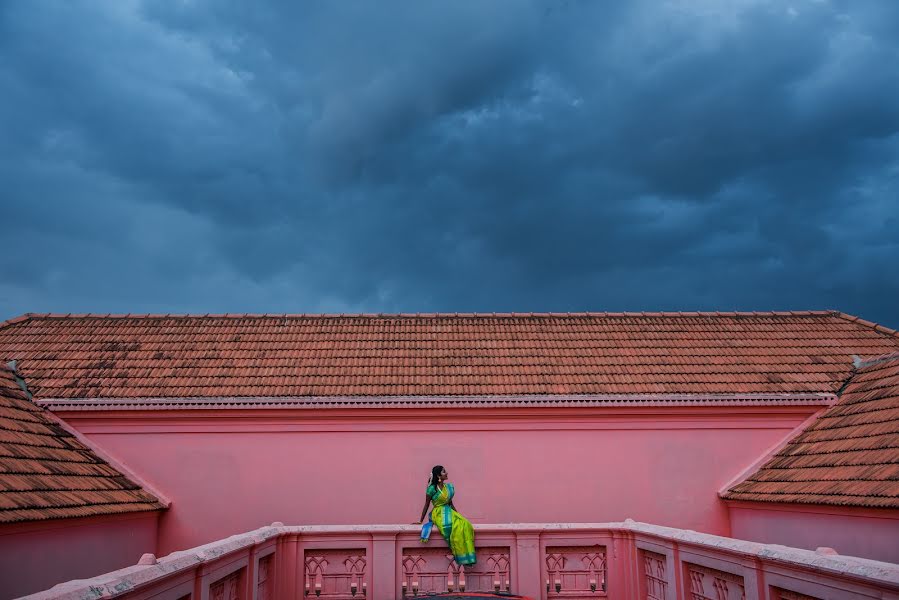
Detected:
[429,465,444,487]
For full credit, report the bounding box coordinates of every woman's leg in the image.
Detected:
[449,511,476,565]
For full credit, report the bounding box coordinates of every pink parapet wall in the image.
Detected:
[47,402,823,555]
[0,511,159,600]
[21,522,899,600]
[728,501,899,564]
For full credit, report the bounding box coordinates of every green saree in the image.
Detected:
[425,483,476,565]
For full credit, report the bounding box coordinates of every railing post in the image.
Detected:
[282,534,298,600]
[371,533,397,600]
[671,541,684,600]
[273,535,284,600]
[514,532,542,600]
[749,557,766,600]
[193,565,204,600]
[295,533,307,600]
[624,530,640,600]
[606,529,639,600]
[246,544,258,600]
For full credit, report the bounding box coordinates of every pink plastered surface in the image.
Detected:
[0,511,159,599]
[55,404,818,554]
[728,501,899,564]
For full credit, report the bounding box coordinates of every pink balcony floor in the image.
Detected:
[18,522,899,600]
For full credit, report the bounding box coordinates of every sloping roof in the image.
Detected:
[0,363,166,522]
[0,311,897,399]
[722,352,899,509]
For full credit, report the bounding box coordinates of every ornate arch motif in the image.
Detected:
[686,564,744,600]
[545,546,607,598]
[304,551,367,599]
[641,550,667,600]
[210,571,241,600]
[400,546,511,595]
[256,556,273,600]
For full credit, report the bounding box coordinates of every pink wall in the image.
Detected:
[0,511,159,599]
[728,502,899,564]
[55,405,819,555]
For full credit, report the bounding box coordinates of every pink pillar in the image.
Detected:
[371,533,397,600]
[246,546,257,600]
[606,530,639,600]
[623,531,639,599]
[671,541,684,600]
[273,536,285,600]
[282,535,298,600]
[295,536,308,600]
[751,557,766,600]
[515,533,543,600]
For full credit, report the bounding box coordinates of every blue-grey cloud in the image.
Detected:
[1,0,897,327]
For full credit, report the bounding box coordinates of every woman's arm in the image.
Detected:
[418,495,432,523]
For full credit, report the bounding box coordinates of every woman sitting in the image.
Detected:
[418,465,476,566]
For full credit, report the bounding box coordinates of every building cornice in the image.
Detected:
[37,392,837,411]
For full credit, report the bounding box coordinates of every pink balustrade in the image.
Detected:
[21,522,899,600]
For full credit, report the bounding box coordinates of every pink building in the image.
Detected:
[1,311,898,599]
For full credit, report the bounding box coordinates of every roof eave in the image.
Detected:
[37,392,838,411]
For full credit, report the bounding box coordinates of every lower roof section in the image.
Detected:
[0,364,167,524]
[723,353,899,509]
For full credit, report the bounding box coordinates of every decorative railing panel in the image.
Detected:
[641,550,667,600]
[304,550,367,600]
[545,545,607,599]
[686,563,744,600]
[401,546,511,596]
[257,555,273,600]
[211,571,243,600]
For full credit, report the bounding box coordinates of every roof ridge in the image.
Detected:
[857,350,899,368]
[0,310,845,321]
[833,312,899,339]
[0,313,35,331]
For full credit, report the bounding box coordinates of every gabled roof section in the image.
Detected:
[722,352,899,509]
[0,311,897,399]
[0,363,166,523]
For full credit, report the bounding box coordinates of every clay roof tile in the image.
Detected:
[0,364,166,523]
[723,354,899,509]
[0,312,896,400]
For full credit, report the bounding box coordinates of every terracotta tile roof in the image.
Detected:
[0,311,897,399]
[722,352,899,509]
[0,363,166,523]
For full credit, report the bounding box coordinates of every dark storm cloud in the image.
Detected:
[1,0,897,326]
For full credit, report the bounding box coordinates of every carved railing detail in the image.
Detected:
[304,551,367,599]
[686,564,744,600]
[211,571,242,600]
[401,547,511,595]
[486,553,512,593]
[642,550,667,600]
[546,546,607,598]
[257,555,273,600]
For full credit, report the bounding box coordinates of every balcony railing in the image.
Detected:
[22,521,899,600]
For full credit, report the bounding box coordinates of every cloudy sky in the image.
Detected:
[1,0,897,327]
